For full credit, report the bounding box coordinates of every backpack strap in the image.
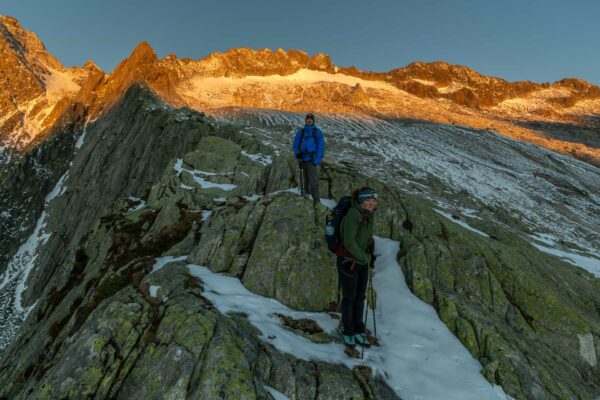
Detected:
[298,127,306,155]
[298,127,318,161]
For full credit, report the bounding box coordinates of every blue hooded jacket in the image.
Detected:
[292,125,325,165]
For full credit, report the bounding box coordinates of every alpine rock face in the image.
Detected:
[0,16,599,400]
[0,16,100,149]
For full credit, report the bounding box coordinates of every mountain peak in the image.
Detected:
[128,41,158,64]
[309,53,335,72]
[0,15,20,25]
[82,59,101,72]
[0,15,48,55]
[0,15,23,30]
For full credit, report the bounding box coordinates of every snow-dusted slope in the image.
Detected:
[8,67,83,145]
[211,108,600,269]
[0,170,68,349]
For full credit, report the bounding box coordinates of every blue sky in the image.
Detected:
[3,0,600,85]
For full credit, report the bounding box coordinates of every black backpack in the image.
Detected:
[325,196,353,257]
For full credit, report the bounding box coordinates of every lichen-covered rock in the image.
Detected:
[291,359,318,399]
[0,203,399,399]
[316,362,366,399]
[243,193,338,311]
[395,193,600,400]
[147,133,271,213]
[188,199,266,274]
[34,291,150,400]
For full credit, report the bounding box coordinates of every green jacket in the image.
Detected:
[340,202,374,265]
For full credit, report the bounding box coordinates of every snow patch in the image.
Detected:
[0,211,50,312]
[43,67,81,98]
[181,237,511,400]
[75,127,87,150]
[241,150,273,166]
[128,196,146,212]
[173,159,238,191]
[434,209,490,238]
[319,198,337,209]
[264,386,290,400]
[438,82,466,94]
[151,256,188,274]
[185,69,398,94]
[242,194,263,202]
[45,172,68,203]
[1,169,69,316]
[369,238,510,399]
[411,78,436,86]
[149,285,160,298]
[531,242,600,277]
[577,333,597,367]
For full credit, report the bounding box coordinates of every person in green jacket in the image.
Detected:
[338,186,378,349]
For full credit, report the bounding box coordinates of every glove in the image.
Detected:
[295,152,303,159]
[369,253,377,269]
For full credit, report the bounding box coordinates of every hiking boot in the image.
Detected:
[354,333,371,348]
[342,334,356,349]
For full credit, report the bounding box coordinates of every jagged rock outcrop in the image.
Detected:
[22,85,208,307]
[188,47,336,77]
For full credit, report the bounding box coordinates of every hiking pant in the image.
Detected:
[299,161,320,203]
[337,257,368,336]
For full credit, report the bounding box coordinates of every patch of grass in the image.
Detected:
[274,313,323,334]
[94,273,128,303]
[71,273,128,335]
[353,365,373,380]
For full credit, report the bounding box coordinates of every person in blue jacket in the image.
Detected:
[293,113,325,205]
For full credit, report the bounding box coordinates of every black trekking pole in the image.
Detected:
[298,167,305,197]
[362,278,369,360]
[369,266,377,338]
